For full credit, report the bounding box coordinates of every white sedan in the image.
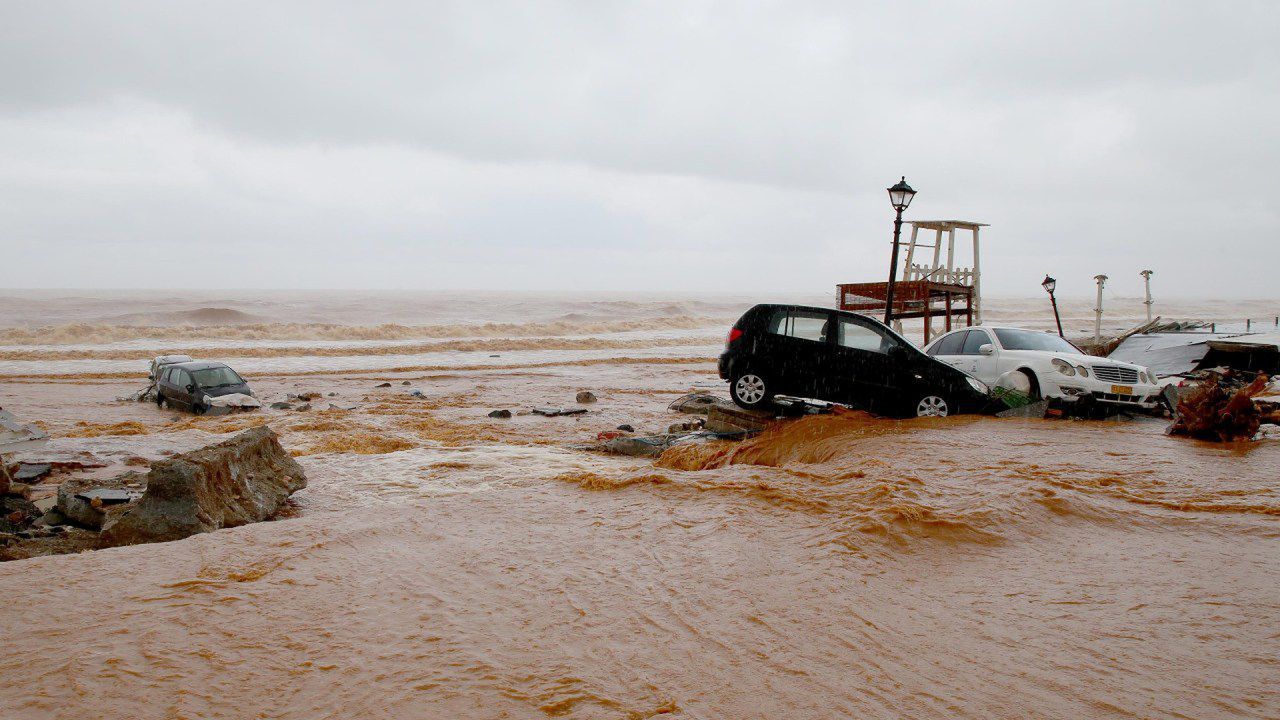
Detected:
[922,326,1162,409]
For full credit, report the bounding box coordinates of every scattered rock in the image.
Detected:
[270,401,293,410]
[703,406,772,434]
[0,496,40,532]
[288,392,322,402]
[1167,372,1271,441]
[124,455,151,466]
[668,393,738,416]
[532,407,589,417]
[57,472,145,530]
[32,497,57,513]
[328,403,358,411]
[327,392,337,397]
[14,462,52,482]
[375,382,392,388]
[7,482,30,499]
[100,426,307,548]
[488,409,513,419]
[0,408,49,446]
[576,391,598,404]
[401,381,412,386]
[616,424,635,432]
[295,403,311,412]
[668,419,704,434]
[596,436,670,458]
[410,390,425,398]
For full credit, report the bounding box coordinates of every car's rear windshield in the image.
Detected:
[192,367,244,387]
[993,328,1083,354]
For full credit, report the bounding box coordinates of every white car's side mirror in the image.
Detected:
[979,344,995,356]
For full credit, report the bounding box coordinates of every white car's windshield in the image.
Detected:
[993,329,1083,354]
[192,366,244,387]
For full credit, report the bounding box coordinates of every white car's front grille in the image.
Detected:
[1091,365,1139,384]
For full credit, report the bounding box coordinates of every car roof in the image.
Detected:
[169,361,233,371]
[750,303,876,321]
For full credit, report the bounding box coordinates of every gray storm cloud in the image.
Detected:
[0,1,1276,295]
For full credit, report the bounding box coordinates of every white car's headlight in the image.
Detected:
[1051,358,1077,376]
[966,376,989,394]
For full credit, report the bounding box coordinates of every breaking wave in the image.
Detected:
[0,316,724,345]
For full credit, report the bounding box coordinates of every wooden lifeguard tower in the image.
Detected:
[837,219,987,344]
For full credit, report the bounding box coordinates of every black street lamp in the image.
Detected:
[1042,275,1064,337]
[883,176,916,325]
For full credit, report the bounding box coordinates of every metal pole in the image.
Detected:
[884,207,904,325]
[1140,269,1154,323]
[1049,291,1064,337]
[1093,274,1108,344]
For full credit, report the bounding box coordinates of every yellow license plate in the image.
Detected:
[1111,384,1134,394]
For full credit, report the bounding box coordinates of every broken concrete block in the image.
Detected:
[14,463,51,482]
[703,406,771,433]
[100,426,306,547]
[57,472,145,530]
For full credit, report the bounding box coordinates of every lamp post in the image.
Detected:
[883,176,917,325]
[1042,275,1064,337]
[1093,274,1109,344]
[1140,269,1154,323]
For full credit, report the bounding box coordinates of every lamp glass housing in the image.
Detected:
[1042,276,1057,294]
[887,177,915,211]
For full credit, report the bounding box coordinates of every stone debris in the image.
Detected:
[1166,371,1274,442]
[0,408,48,447]
[13,462,51,482]
[488,409,513,419]
[576,391,598,404]
[100,426,306,547]
[57,472,145,530]
[401,381,412,385]
[270,401,293,410]
[616,424,635,433]
[532,407,589,417]
[375,382,392,388]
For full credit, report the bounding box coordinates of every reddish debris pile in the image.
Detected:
[1167,372,1275,442]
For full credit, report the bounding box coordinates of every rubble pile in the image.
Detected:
[1166,371,1276,442]
[1,426,306,560]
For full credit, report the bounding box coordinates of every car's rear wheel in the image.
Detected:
[192,400,207,416]
[155,392,165,408]
[914,393,950,418]
[731,371,773,410]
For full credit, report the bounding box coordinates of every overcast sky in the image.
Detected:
[1,1,1276,297]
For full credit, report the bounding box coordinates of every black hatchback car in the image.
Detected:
[155,361,253,414]
[718,304,992,417]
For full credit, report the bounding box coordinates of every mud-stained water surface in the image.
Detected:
[2,294,1279,719]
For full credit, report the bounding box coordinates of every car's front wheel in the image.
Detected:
[913,393,950,418]
[155,392,165,408]
[731,371,773,410]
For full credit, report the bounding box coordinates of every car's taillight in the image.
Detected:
[726,327,743,346]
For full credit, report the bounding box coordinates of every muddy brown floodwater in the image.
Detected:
[2,359,1278,719]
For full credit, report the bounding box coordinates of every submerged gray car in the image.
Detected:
[155,360,253,414]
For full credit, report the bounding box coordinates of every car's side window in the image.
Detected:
[961,330,992,355]
[930,331,967,356]
[172,369,187,388]
[838,317,890,354]
[767,309,830,344]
